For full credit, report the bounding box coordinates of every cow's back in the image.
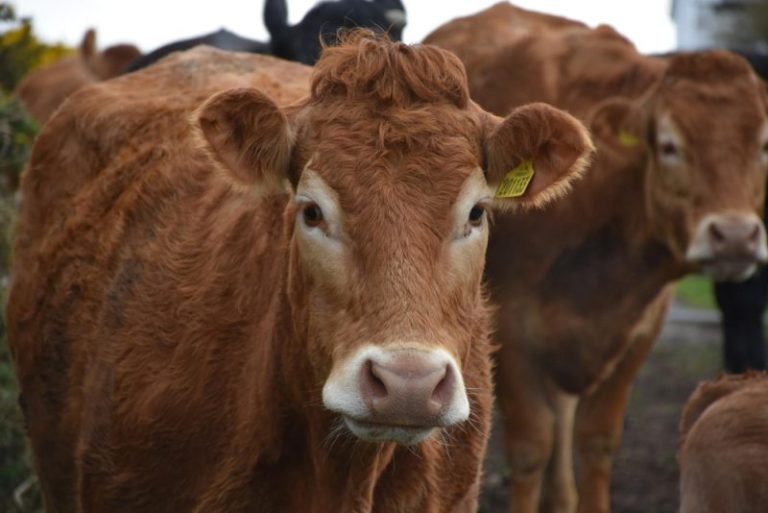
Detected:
[7,47,311,511]
[423,2,584,60]
[679,374,768,513]
[424,4,664,120]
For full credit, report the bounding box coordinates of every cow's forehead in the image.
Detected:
[657,78,766,131]
[303,106,483,199]
[316,141,477,190]
[655,78,767,141]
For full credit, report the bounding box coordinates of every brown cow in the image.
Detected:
[15,28,140,125]
[679,372,768,513]
[6,34,594,512]
[426,5,768,513]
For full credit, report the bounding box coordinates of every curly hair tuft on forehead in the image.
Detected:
[310,29,470,109]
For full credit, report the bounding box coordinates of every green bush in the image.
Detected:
[0,91,37,193]
[1,194,40,513]
[0,5,45,510]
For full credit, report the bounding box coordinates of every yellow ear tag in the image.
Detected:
[496,159,535,198]
[618,129,640,148]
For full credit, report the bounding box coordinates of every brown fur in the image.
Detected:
[7,33,592,513]
[679,373,768,513]
[426,4,768,513]
[15,29,141,125]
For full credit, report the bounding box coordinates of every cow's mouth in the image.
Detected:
[697,258,760,282]
[343,416,436,445]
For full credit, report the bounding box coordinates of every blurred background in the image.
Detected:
[11,0,677,53]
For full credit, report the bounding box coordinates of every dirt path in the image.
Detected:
[479,309,723,513]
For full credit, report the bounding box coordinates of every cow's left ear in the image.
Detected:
[485,103,594,210]
[197,88,293,193]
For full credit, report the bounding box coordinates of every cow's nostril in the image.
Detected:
[749,224,761,243]
[363,359,388,399]
[709,222,726,243]
[429,364,453,406]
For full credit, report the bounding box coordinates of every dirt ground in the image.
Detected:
[478,308,723,513]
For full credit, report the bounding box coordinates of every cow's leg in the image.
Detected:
[715,267,768,373]
[721,308,748,373]
[496,342,554,513]
[574,290,671,513]
[540,392,579,513]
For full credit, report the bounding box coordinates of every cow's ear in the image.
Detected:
[80,29,97,60]
[197,88,293,193]
[485,103,594,210]
[589,98,646,154]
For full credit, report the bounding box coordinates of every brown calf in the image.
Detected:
[6,35,593,512]
[679,373,768,513]
[15,29,140,125]
[426,5,768,513]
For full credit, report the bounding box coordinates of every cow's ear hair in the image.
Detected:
[197,88,293,193]
[589,98,646,153]
[485,103,594,210]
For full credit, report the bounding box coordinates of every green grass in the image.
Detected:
[675,275,717,310]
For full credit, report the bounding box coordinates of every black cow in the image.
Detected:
[265,0,406,64]
[126,0,407,72]
[713,49,768,373]
[125,29,269,73]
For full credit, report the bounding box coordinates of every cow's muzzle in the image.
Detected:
[686,212,768,281]
[322,346,469,445]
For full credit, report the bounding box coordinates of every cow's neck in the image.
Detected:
[487,147,684,392]
[539,148,684,297]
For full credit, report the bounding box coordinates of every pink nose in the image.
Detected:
[359,353,457,427]
[706,216,764,260]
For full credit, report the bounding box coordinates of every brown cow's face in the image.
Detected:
[292,111,492,444]
[595,52,768,281]
[646,57,768,281]
[198,36,593,445]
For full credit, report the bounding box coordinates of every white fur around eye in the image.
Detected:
[656,114,685,168]
[295,170,345,243]
[451,168,492,242]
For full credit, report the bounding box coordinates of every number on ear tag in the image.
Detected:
[496,159,535,198]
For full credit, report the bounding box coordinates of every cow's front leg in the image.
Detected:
[574,292,670,513]
[540,392,578,513]
[496,343,555,513]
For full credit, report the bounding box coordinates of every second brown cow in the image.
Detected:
[426,4,768,513]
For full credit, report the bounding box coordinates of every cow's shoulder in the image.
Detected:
[20,47,310,246]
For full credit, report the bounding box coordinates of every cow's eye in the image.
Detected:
[468,204,486,227]
[660,141,678,157]
[657,137,683,166]
[761,141,768,164]
[302,203,324,227]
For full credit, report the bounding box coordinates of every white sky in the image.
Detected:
[12,0,677,54]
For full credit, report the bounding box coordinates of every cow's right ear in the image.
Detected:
[589,98,646,154]
[197,88,293,193]
[485,103,594,210]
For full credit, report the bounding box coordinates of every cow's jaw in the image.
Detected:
[343,418,436,446]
